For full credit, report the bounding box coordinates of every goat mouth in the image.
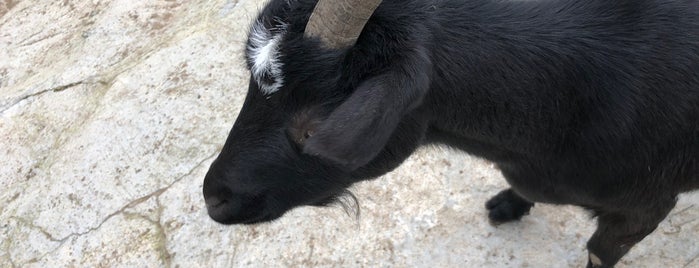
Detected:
[205,192,278,225]
[310,196,337,207]
[238,212,280,225]
[208,208,281,225]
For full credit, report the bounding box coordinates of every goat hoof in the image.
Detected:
[485,189,533,224]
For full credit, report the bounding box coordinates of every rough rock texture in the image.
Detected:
[1,0,698,267]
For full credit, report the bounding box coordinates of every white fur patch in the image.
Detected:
[247,20,286,95]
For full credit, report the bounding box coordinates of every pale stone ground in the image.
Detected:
[1,0,698,267]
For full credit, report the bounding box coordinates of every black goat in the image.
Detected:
[203,0,699,267]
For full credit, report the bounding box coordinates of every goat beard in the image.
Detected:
[311,189,361,221]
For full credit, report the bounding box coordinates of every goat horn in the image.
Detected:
[304,0,382,48]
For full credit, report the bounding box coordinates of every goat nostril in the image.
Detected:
[205,196,227,209]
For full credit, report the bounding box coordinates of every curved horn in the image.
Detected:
[304,0,382,48]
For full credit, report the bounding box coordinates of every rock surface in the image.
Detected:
[1,0,698,267]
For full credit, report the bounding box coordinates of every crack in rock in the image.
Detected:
[1,242,19,268]
[0,80,90,114]
[153,197,173,267]
[123,196,172,266]
[685,252,699,268]
[8,216,63,242]
[23,152,216,264]
[19,30,65,47]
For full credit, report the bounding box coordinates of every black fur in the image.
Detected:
[204,0,699,267]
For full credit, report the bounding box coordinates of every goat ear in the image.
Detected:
[303,49,431,170]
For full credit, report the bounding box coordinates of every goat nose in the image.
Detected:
[205,196,226,208]
[205,194,243,224]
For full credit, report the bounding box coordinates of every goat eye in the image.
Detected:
[288,107,323,147]
[304,130,314,139]
[290,128,314,147]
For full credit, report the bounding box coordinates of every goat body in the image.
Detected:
[204,0,699,267]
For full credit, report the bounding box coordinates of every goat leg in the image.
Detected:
[586,197,677,267]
